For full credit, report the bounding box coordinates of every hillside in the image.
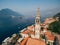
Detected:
[48,13,60,34]
[53,12,60,21]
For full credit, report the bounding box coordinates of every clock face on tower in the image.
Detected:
[36,18,40,24]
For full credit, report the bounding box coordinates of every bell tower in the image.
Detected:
[35,8,41,39]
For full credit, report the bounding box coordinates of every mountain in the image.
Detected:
[0,8,23,16]
[0,8,24,28]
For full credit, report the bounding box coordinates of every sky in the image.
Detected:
[0,0,60,14]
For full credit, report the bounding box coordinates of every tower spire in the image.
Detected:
[35,8,40,24]
[36,8,40,17]
[35,8,41,39]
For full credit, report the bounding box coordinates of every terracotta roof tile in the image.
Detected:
[20,37,29,45]
[46,35,55,41]
[43,28,47,31]
[28,26,34,31]
[30,31,35,35]
[21,30,35,35]
[26,38,46,45]
[21,30,30,34]
[45,31,51,35]
[29,26,34,29]
[45,31,55,41]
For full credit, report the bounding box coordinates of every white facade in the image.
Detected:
[20,33,28,38]
[27,26,34,32]
[2,37,11,45]
[31,34,35,38]
[17,38,23,43]
[35,8,41,39]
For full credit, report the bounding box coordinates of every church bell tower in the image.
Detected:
[35,8,41,39]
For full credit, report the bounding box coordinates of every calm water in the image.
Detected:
[0,18,35,44]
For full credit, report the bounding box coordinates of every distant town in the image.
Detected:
[1,8,60,45]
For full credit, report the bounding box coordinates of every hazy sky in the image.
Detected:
[0,0,60,14]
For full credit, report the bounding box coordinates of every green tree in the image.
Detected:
[48,21,60,34]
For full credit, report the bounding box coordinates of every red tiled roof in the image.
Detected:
[45,31,51,35]
[20,37,29,45]
[26,38,46,45]
[30,31,35,35]
[21,30,29,34]
[21,30,35,35]
[29,26,34,29]
[28,26,34,31]
[45,31,55,41]
[46,34,55,41]
[43,28,47,31]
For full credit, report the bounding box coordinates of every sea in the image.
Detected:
[0,18,35,44]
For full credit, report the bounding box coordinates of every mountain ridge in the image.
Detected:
[0,8,24,27]
[0,8,23,17]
